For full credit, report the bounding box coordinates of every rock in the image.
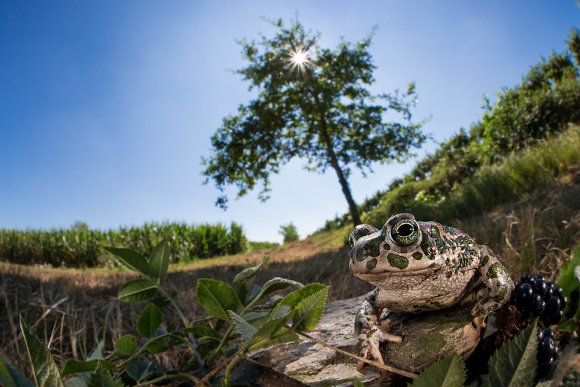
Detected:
[246,295,481,386]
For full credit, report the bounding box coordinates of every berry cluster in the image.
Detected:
[536,327,558,380]
[510,273,567,325]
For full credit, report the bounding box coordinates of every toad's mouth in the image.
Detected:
[353,265,441,280]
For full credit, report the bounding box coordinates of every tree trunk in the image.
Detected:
[318,119,362,226]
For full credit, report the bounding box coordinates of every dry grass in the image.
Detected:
[1,169,578,379]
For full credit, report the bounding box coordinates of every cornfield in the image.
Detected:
[0,222,247,267]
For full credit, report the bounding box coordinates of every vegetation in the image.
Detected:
[0,222,247,267]
[319,28,580,232]
[279,222,299,244]
[202,19,425,225]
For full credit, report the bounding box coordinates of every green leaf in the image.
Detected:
[251,277,303,305]
[137,304,161,338]
[104,247,150,277]
[87,341,105,361]
[126,360,156,383]
[292,286,329,331]
[113,334,138,358]
[233,256,269,301]
[151,296,171,310]
[271,283,326,319]
[250,327,299,350]
[62,360,115,376]
[65,377,87,387]
[410,354,465,387]
[148,240,170,283]
[117,279,157,302]
[228,311,258,344]
[483,321,538,387]
[145,336,169,354]
[0,352,34,387]
[186,326,221,341]
[87,369,125,387]
[196,278,240,320]
[19,316,64,387]
[558,244,580,318]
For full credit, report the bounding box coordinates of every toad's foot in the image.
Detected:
[357,324,403,370]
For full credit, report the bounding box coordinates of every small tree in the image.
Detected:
[279,223,299,244]
[202,19,426,226]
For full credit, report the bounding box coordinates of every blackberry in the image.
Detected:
[510,273,566,325]
[536,327,558,380]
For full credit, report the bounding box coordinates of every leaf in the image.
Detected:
[228,311,257,344]
[196,278,240,320]
[186,326,221,341]
[558,244,580,318]
[0,352,34,387]
[410,354,465,387]
[104,247,150,277]
[117,279,157,302]
[151,296,171,310]
[148,240,170,283]
[145,336,169,354]
[233,256,269,301]
[125,360,155,383]
[87,369,125,387]
[113,334,138,358]
[271,283,326,319]
[19,316,64,387]
[292,286,328,331]
[251,277,303,305]
[62,360,115,376]
[87,341,105,361]
[483,321,538,387]
[137,304,161,338]
[65,377,87,387]
[250,327,299,350]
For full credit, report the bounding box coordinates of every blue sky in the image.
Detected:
[1,1,578,242]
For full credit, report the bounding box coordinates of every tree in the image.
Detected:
[202,19,426,226]
[279,222,299,244]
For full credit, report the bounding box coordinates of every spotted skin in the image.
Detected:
[348,213,513,366]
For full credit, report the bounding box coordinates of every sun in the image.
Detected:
[285,46,315,77]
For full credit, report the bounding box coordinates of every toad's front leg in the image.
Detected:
[355,289,403,369]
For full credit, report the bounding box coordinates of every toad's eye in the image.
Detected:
[391,219,419,246]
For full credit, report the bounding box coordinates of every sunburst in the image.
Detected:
[285,46,315,77]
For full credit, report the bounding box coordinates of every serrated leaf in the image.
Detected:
[292,286,328,331]
[62,360,115,376]
[117,279,157,302]
[104,247,150,277]
[233,256,270,301]
[196,278,240,320]
[87,369,125,387]
[251,277,303,305]
[148,240,170,283]
[228,311,258,344]
[19,316,64,387]
[410,354,465,387]
[113,334,138,358]
[484,321,537,387]
[137,304,161,337]
[0,352,34,387]
[271,283,326,318]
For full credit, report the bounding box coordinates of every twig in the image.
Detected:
[294,330,418,380]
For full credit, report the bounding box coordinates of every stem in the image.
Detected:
[294,329,418,380]
[197,347,245,386]
[158,286,190,328]
[223,349,246,386]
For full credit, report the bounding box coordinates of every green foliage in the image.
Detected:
[483,322,538,387]
[279,223,299,244]
[558,244,580,331]
[202,18,425,225]
[19,316,65,387]
[319,30,580,233]
[0,353,34,387]
[0,221,248,267]
[196,279,240,321]
[409,354,465,387]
